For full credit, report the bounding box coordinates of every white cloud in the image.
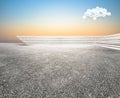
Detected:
[83,6,111,20]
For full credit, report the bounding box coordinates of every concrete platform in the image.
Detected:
[0,43,120,98]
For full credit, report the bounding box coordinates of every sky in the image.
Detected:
[0,0,120,42]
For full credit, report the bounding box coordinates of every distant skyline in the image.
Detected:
[0,0,120,42]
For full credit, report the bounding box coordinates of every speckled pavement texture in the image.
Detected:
[0,43,120,98]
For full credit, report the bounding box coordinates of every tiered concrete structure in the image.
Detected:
[17,33,120,49]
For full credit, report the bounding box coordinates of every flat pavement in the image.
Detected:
[0,43,120,98]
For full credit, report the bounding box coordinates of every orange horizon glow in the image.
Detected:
[1,0,120,42]
[1,22,120,36]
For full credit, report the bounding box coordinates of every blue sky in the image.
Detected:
[0,0,120,23]
[0,0,120,42]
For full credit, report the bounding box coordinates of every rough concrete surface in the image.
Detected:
[0,43,120,98]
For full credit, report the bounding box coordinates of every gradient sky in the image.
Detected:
[0,0,120,42]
